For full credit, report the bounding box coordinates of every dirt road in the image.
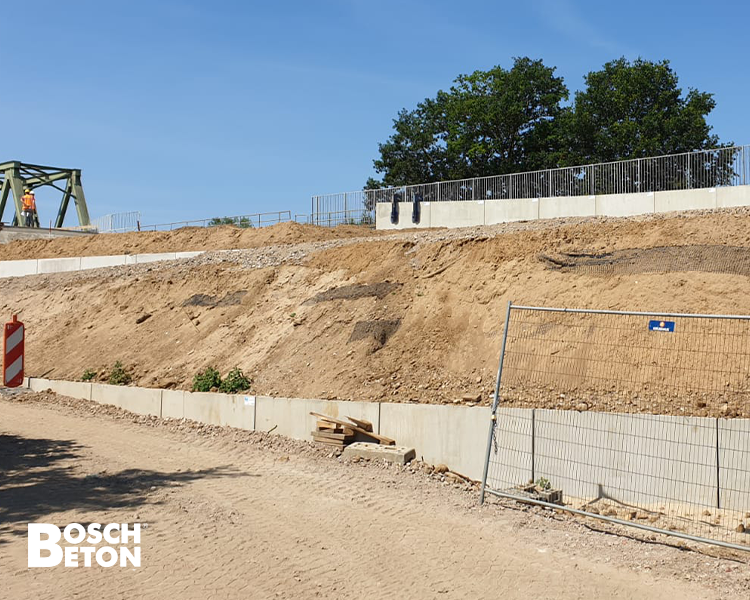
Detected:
[0,392,747,599]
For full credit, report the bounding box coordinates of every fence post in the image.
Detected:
[480,300,513,504]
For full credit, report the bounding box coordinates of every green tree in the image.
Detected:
[563,58,721,165]
[369,57,568,188]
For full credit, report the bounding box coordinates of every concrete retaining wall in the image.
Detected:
[375,185,750,229]
[22,378,750,508]
[0,251,205,279]
[0,226,94,245]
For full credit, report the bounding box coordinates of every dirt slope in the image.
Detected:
[1,390,746,599]
[3,208,750,410]
[0,221,383,260]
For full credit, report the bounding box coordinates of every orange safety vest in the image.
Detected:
[21,194,36,211]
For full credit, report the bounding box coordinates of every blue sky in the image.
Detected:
[2,0,748,226]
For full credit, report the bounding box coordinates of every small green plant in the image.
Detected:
[81,368,97,382]
[108,361,132,386]
[192,366,222,392]
[536,477,552,491]
[290,312,296,318]
[219,367,252,393]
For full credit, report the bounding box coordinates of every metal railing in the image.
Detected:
[312,145,750,225]
[137,211,292,232]
[480,302,750,552]
[90,211,142,233]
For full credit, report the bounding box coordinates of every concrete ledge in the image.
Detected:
[90,383,162,417]
[375,202,431,230]
[135,253,177,264]
[717,186,750,208]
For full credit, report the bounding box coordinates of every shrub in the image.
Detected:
[192,366,222,392]
[219,367,252,393]
[108,361,132,386]
[81,368,97,382]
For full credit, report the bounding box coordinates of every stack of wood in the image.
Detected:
[310,411,395,448]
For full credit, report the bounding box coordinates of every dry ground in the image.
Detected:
[1,389,749,599]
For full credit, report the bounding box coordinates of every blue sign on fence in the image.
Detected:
[649,320,675,332]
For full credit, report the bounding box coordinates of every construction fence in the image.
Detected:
[480,303,750,552]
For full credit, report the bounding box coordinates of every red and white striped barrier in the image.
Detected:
[3,315,24,387]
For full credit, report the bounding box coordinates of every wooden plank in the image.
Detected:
[345,416,373,432]
[311,430,354,442]
[309,412,395,445]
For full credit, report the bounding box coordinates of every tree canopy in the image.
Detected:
[368,57,723,189]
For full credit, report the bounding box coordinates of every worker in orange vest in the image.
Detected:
[21,189,37,227]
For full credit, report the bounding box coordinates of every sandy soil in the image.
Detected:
[0,222,384,260]
[1,389,748,599]
[4,208,750,412]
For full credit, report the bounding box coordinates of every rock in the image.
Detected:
[462,393,481,402]
[135,313,152,324]
[736,523,746,533]
[576,402,589,412]
[435,464,449,474]
[475,376,482,384]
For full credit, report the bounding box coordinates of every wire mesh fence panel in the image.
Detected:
[482,304,750,551]
[312,145,749,223]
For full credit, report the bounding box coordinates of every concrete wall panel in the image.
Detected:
[718,418,750,511]
[90,384,162,417]
[37,257,82,274]
[430,201,485,228]
[161,389,185,419]
[0,259,38,278]
[534,410,718,508]
[80,255,128,270]
[717,186,750,208]
[255,397,379,442]
[655,188,716,213]
[183,392,255,430]
[379,403,491,480]
[375,202,431,230]
[539,196,596,219]
[135,253,177,264]
[596,193,654,217]
[484,199,539,224]
[175,251,204,260]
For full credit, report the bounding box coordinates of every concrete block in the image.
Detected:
[80,255,128,270]
[134,253,177,264]
[90,383,162,417]
[183,391,255,430]
[716,186,750,208]
[430,201,485,228]
[534,410,717,507]
[28,377,52,392]
[718,418,750,512]
[343,442,416,465]
[37,257,82,274]
[654,188,716,213]
[379,403,491,481]
[47,380,92,400]
[161,389,185,419]
[539,195,596,219]
[255,397,379,442]
[595,193,655,217]
[375,202,431,230]
[0,259,38,278]
[125,255,138,265]
[484,199,539,224]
